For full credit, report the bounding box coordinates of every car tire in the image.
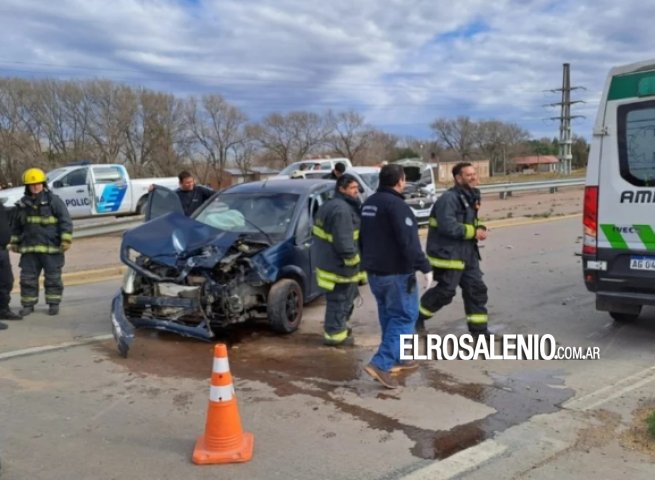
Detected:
[268,278,303,333]
[609,310,641,323]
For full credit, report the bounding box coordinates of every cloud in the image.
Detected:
[0,0,654,139]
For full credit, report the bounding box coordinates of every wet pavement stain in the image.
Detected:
[412,368,574,459]
[99,326,575,461]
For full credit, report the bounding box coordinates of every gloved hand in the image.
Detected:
[422,271,434,291]
[60,242,71,252]
[9,244,19,253]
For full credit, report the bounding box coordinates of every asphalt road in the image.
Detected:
[1,216,654,479]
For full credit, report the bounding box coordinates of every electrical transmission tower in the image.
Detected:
[547,63,584,175]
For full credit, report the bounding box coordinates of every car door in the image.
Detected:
[89,165,131,215]
[51,167,92,218]
[294,188,333,298]
[144,185,185,221]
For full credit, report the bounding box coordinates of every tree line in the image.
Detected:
[0,77,588,186]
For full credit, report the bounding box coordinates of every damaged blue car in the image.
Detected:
[110,179,335,357]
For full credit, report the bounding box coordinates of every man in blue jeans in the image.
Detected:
[360,164,432,389]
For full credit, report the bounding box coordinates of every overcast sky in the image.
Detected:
[0,0,653,141]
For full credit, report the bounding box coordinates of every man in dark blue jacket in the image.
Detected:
[360,164,432,389]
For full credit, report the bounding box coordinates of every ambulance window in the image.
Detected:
[618,101,655,186]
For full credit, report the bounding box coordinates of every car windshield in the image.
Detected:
[194,192,299,239]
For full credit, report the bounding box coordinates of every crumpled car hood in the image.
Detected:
[122,212,241,266]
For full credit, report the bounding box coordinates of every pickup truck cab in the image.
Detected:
[0,163,179,219]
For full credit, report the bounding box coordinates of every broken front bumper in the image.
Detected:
[110,290,214,358]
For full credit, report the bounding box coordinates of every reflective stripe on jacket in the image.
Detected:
[426,185,481,269]
[11,190,73,253]
[311,191,362,291]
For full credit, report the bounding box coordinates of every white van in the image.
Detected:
[583,58,655,322]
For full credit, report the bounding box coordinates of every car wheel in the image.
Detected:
[609,310,641,323]
[268,278,303,333]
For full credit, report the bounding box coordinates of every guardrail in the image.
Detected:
[72,178,586,239]
[73,216,144,239]
[435,177,585,199]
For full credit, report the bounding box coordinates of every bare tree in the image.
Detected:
[476,120,530,175]
[123,89,186,176]
[0,78,46,184]
[252,111,330,167]
[356,129,398,165]
[84,81,135,164]
[430,116,479,160]
[185,94,248,186]
[324,110,373,165]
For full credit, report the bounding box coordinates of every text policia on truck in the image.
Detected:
[582,58,655,322]
[0,163,178,220]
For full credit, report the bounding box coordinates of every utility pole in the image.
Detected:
[547,63,584,175]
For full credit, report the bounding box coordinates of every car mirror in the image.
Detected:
[53,180,63,188]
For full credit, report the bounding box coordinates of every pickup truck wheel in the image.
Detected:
[268,278,303,333]
[609,310,640,323]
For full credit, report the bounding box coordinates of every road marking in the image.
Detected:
[0,334,114,361]
[564,364,655,411]
[400,439,507,480]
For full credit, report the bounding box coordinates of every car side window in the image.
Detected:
[60,168,88,187]
[295,191,328,242]
[295,199,312,242]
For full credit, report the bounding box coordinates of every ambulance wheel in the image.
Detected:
[609,309,641,323]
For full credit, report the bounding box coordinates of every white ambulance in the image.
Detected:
[583,58,655,322]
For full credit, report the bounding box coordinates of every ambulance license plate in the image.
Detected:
[630,256,655,271]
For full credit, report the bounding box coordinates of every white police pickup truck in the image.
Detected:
[0,163,178,219]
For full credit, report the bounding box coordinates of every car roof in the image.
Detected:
[223,178,334,195]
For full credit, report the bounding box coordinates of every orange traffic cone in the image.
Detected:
[192,343,254,465]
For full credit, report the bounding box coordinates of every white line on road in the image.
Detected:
[0,334,114,361]
[564,364,655,411]
[400,440,508,480]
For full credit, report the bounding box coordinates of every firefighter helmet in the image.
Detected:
[23,168,47,185]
